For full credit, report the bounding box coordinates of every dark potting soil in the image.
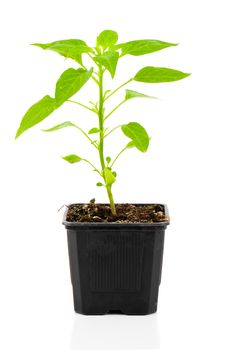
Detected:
[66,199,169,223]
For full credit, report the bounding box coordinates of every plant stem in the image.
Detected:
[73,126,97,149]
[98,66,106,170]
[106,185,116,214]
[67,100,97,113]
[111,145,129,168]
[104,78,133,101]
[92,76,99,85]
[104,125,122,138]
[98,65,116,215]
[104,100,126,120]
[82,158,102,176]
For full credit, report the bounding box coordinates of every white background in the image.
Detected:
[0,0,235,349]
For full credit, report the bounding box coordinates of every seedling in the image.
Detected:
[16,30,190,215]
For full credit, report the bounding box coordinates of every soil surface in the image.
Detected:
[66,199,169,223]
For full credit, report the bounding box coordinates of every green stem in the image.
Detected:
[73,126,97,149]
[106,185,116,214]
[97,65,116,215]
[92,76,99,85]
[104,100,126,121]
[67,100,97,113]
[98,66,106,170]
[104,78,133,101]
[82,158,102,176]
[111,145,129,168]
[104,125,122,138]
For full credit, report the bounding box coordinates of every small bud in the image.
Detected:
[106,156,111,164]
[96,182,103,187]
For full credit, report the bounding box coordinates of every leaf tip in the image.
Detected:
[15,128,22,139]
[31,43,46,49]
[61,155,70,162]
[182,72,192,79]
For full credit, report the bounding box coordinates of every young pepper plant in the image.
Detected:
[15,30,190,215]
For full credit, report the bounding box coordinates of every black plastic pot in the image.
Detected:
[63,204,169,315]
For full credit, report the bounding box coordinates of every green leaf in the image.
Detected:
[134,67,190,83]
[42,121,76,132]
[125,89,157,100]
[94,51,119,78]
[96,30,118,50]
[104,167,116,186]
[16,69,93,139]
[96,182,103,187]
[55,68,93,106]
[115,39,177,56]
[15,95,56,138]
[88,127,100,134]
[121,122,150,152]
[62,154,82,163]
[32,39,93,65]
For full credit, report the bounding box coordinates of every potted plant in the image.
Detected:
[16,30,190,315]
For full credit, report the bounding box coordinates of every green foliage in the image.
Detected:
[42,121,76,132]
[121,122,150,152]
[55,68,93,106]
[32,39,93,65]
[125,89,156,100]
[15,95,56,138]
[134,67,190,83]
[126,141,135,148]
[104,167,116,186]
[94,51,119,78]
[62,154,82,163]
[106,156,111,164]
[15,69,93,138]
[115,39,177,56]
[16,30,190,215]
[88,127,100,134]
[96,30,118,50]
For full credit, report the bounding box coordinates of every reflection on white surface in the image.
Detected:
[70,313,160,350]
